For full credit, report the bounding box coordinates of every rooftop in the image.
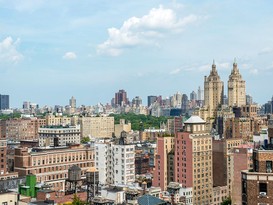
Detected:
[184,115,205,124]
[138,194,168,205]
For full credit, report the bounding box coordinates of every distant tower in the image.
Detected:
[228,58,246,107]
[0,94,9,110]
[246,94,253,105]
[69,96,76,109]
[204,60,224,116]
[181,94,188,113]
[190,91,197,101]
[197,86,204,101]
[132,96,142,107]
[115,89,128,106]
[147,96,157,107]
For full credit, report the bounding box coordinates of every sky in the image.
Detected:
[0,0,273,108]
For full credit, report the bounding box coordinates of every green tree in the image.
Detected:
[109,113,171,130]
[221,197,231,205]
[81,137,90,144]
[72,194,86,205]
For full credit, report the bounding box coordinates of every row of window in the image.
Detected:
[32,154,93,165]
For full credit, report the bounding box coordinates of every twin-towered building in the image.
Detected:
[203,59,246,119]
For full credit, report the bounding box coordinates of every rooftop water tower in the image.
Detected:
[65,165,82,194]
[86,167,99,204]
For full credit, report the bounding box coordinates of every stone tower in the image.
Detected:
[204,60,224,117]
[228,59,246,107]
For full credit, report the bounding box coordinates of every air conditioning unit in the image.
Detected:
[260,192,267,196]
[267,169,272,173]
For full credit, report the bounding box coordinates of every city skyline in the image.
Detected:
[1,0,273,107]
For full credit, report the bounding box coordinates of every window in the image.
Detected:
[266,161,272,173]
[259,183,267,196]
[255,160,259,172]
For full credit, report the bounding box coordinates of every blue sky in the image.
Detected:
[0,0,273,108]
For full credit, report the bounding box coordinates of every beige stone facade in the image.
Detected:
[204,61,224,118]
[228,61,246,107]
[79,116,114,138]
[212,186,228,205]
[114,119,131,137]
[0,191,18,205]
[45,113,71,126]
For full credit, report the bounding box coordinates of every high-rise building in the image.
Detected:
[0,95,9,110]
[175,116,213,205]
[170,92,182,108]
[0,124,7,176]
[69,96,76,109]
[181,94,188,113]
[115,89,128,106]
[148,96,157,107]
[152,135,174,191]
[228,60,246,107]
[79,116,114,138]
[190,91,197,101]
[197,86,204,101]
[241,117,273,204]
[246,94,253,105]
[204,61,224,117]
[95,138,135,186]
[0,118,45,141]
[132,96,142,107]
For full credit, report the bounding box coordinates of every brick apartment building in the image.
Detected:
[241,116,273,204]
[14,144,94,191]
[0,118,46,141]
[175,116,213,205]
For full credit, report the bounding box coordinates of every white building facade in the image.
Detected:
[38,125,81,147]
[95,140,135,186]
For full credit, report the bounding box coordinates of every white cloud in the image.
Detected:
[170,68,181,74]
[218,62,230,69]
[0,36,23,63]
[97,5,201,56]
[63,52,77,60]
[258,47,273,55]
[249,68,258,75]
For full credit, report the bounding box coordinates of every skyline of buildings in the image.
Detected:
[1,1,273,204]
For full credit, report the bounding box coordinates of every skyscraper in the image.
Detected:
[190,91,197,101]
[181,94,188,113]
[115,89,128,106]
[147,95,157,107]
[132,96,142,107]
[175,116,213,204]
[152,135,174,191]
[246,94,253,105]
[204,61,224,116]
[0,94,9,110]
[69,96,76,109]
[228,59,246,107]
[197,86,204,101]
